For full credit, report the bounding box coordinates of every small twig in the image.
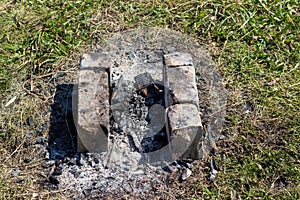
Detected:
[1,141,24,165]
[22,72,57,102]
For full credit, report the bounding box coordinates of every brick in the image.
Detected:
[163,52,193,67]
[77,53,110,153]
[166,66,199,106]
[167,104,203,160]
[168,104,202,130]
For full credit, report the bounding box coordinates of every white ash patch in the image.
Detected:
[51,153,168,199]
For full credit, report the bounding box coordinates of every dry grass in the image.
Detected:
[0,0,299,199]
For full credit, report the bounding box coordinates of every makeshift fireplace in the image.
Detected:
[50,28,227,198]
[75,49,205,167]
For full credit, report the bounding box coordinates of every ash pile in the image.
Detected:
[46,28,226,199]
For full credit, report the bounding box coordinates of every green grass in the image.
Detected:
[0,0,299,199]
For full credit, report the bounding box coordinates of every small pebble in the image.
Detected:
[127,53,136,59]
[209,171,218,181]
[90,160,96,167]
[25,131,31,138]
[47,160,56,166]
[63,157,70,163]
[43,160,55,168]
[45,152,50,159]
[182,158,193,163]
[36,124,47,136]
[12,169,21,176]
[79,157,87,166]
[48,106,53,112]
[219,135,225,140]
[68,158,77,165]
[181,168,192,181]
[83,188,92,196]
[222,154,226,160]
[32,193,39,198]
[36,137,47,145]
[94,157,100,165]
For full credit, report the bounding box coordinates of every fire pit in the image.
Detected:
[48,27,226,198]
[76,49,204,164]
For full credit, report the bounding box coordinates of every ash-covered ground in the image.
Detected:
[41,28,226,199]
[45,81,195,199]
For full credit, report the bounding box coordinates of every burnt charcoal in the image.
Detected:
[53,166,63,175]
[83,188,92,196]
[181,158,193,163]
[55,159,62,166]
[141,130,169,153]
[275,176,288,188]
[181,162,193,169]
[26,117,35,127]
[49,175,59,185]
[145,97,155,107]
[23,141,30,148]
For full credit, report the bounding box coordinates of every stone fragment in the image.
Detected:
[163,52,193,67]
[219,135,225,140]
[180,168,192,181]
[167,104,202,160]
[77,53,110,153]
[164,53,199,106]
[49,175,59,185]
